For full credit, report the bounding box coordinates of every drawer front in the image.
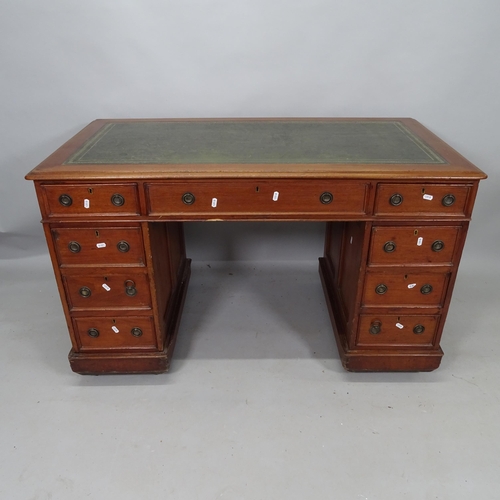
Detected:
[43,183,140,217]
[374,183,470,217]
[74,316,157,351]
[52,226,145,266]
[363,271,449,307]
[369,226,460,266]
[63,271,151,310]
[357,314,438,347]
[146,180,368,217]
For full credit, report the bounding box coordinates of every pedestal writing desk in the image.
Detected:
[26,118,486,374]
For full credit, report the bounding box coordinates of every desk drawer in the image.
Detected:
[356,314,438,347]
[146,180,368,218]
[362,271,449,307]
[62,270,151,310]
[52,226,145,267]
[74,316,157,351]
[369,225,461,266]
[374,183,470,217]
[42,183,140,217]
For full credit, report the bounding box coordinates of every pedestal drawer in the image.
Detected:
[62,271,151,310]
[374,183,470,217]
[74,316,157,351]
[362,271,449,307]
[369,225,461,266]
[52,226,145,266]
[356,314,439,347]
[42,183,140,217]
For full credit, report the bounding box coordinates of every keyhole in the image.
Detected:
[112,319,116,324]
[404,274,408,280]
[88,188,93,194]
[414,230,418,236]
[95,230,99,237]
[255,186,260,192]
[421,188,426,194]
[104,276,108,281]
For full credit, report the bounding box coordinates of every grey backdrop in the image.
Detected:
[1,1,498,263]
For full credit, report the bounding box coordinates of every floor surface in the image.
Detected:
[0,254,499,499]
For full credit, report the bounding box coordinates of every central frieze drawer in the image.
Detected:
[146,180,369,217]
[62,271,151,310]
[362,271,450,307]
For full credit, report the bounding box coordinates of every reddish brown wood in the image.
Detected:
[25,118,487,374]
[362,271,450,308]
[41,183,140,218]
[356,314,439,348]
[67,257,191,374]
[368,225,460,266]
[374,183,471,217]
[146,180,369,219]
[52,226,146,267]
[73,316,157,351]
[61,270,152,311]
[338,222,371,325]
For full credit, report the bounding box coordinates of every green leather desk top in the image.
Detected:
[26,118,487,181]
[65,120,446,165]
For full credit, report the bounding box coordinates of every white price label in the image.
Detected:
[96,243,106,248]
[396,323,404,329]
[211,198,218,208]
[111,326,119,333]
[272,191,279,201]
[417,237,423,246]
[423,194,434,201]
[102,284,111,291]
[84,199,90,209]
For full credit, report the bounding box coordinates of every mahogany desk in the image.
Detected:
[25,118,487,374]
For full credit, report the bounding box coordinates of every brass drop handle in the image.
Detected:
[79,286,92,298]
[87,328,99,338]
[420,284,433,295]
[431,240,445,252]
[111,193,125,206]
[389,193,403,206]
[442,194,455,207]
[182,192,195,205]
[383,241,396,253]
[117,240,130,253]
[319,192,333,204]
[131,327,143,337]
[59,194,73,207]
[68,241,81,253]
[124,280,137,296]
[369,321,382,335]
[413,324,425,335]
[375,284,388,295]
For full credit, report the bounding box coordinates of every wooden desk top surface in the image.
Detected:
[26,118,486,181]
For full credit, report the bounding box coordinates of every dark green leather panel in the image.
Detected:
[66,121,446,165]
